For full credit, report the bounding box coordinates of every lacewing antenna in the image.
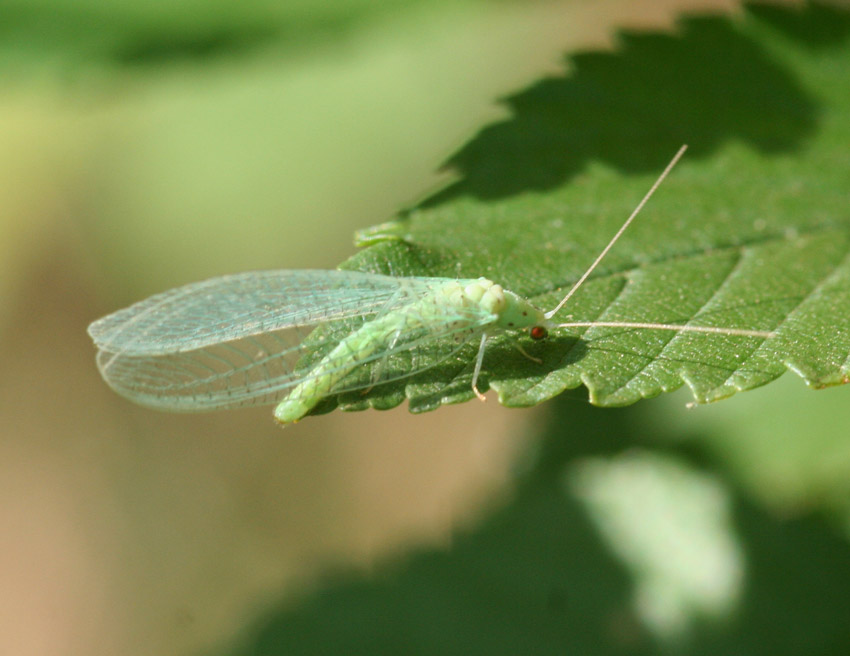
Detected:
[553,321,774,339]
[545,144,688,320]
[543,144,775,339]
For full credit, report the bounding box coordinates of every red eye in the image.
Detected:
[529,326,548,340]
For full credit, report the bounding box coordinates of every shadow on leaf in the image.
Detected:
[425,2,825,205]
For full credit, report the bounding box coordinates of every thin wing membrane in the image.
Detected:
[88,270,435,355]
[92,275,497,411]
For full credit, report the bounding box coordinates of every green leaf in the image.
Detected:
[327,3,850,418]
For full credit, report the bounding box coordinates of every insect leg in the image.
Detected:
[471,332,489,402]
[362,326,404,394]
[514,342,542,364]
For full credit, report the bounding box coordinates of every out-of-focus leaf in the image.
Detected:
[0,0,455,69]
[220,394,850,656]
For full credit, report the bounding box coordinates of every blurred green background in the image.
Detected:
[2,1,849,655]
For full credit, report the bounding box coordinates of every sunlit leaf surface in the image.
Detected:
[333,2,850,417]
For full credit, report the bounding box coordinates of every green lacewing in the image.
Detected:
[88,146,774,425]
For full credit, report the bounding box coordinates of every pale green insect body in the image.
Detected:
[272,277,544,423]
[88,270,546,424]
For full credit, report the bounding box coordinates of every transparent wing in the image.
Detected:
[88,270,435,355]
[90,274,497,411]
